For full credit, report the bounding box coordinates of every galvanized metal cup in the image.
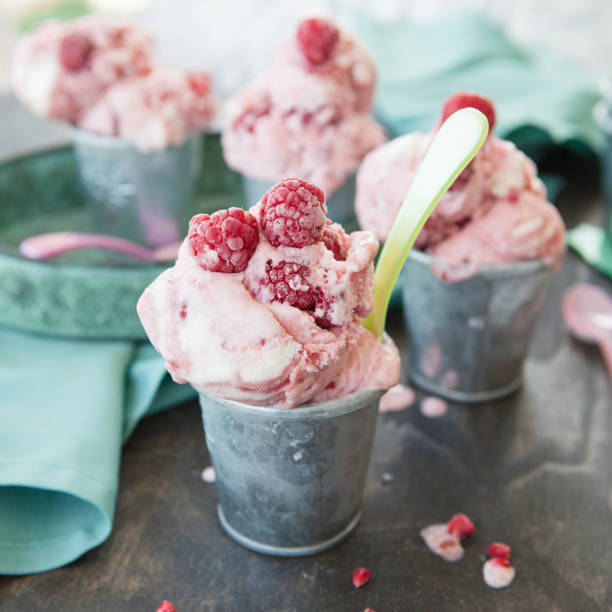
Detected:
[242,173,357,227]
[593,97,612,236]
[402,250,553,403]
[199,388,383,556]
[71,129,203,247]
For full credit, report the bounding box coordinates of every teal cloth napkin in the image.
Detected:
[0,328,195,575]
[350,12,603,157]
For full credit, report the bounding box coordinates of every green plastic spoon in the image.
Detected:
[361,107,489,338]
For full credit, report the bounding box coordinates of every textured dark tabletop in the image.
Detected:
[1,96,611,611]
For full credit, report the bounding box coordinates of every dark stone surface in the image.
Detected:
[1,96,611,610]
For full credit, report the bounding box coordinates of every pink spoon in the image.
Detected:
[561,283,612,380]
[19,232,181,262]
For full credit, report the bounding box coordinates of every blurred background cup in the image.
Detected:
[242,173,357,227]
[402,250,553,403]
[71,128,203,247]
[199,388,382,556]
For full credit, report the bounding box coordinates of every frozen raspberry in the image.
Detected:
[261,260,316,310]
[297,18,339,65]
[156,602,177,612]
[352,567,371,588]
[440,92,496,132]
[321,220,349,261]
[447,513,475,539]
[188,208,259,273]
[188,72,211,97]
[487,542,511,560]
[59,33,93,72]
[260,179,327,248]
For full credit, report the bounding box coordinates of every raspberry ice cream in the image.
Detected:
[78,68,216,152]
[137,179,400,409]
[11,15,153,122]
[483,542,516,588]
[356,93,566,280]
[420,513,476,562]
[221,17,385,197]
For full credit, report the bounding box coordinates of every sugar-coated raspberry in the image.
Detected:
[447,513,475,539]
[352,566,371,588]
[321,220,349,261]
[487,542,511,560]
[261,260,316,310]
[188,72,211,97]
[188,208,259,273]
[440,92,496,132]
[156,602,177,612]
[260,179,327,248]
[297,18,339,65]
[59,32,94,72]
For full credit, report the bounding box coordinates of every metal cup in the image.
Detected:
[242,173,357,227]
[71,129,203,247]
[199,388,382,556]
[402,250,553,403]
[593,98,612,236]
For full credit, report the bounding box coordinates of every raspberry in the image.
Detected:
[487,542,511,560]
[261,260,316,310]
[447,513,475,539]
[440,92,496,132]
[352,567,371,588]
[59,33,93,72]
[156,602,177,612]
[321,220,349,260]
[188,72,211,97]
[260,179,327,248]
[188,208,259,273]
[297,18,339,65]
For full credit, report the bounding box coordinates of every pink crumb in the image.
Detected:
[420,396,448,418]
[156,602,177,612]
[483,556,516,589]
[352,567,371,588]
[364,609,376,612]
[201,466,216,483]
[379,383,416,413]
[421,513,475,562]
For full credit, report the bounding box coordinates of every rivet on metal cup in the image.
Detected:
[242,174,357,227]
[402,250,553,403]
[71,129,203,247]
[199,388,383,556]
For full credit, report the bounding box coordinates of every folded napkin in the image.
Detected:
[0,329,195,575]
[350,12,603,158]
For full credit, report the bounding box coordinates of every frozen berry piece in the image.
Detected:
[188,208,259,273]
[420,523,465,562]
[59,32,93,72]
[447,513,475,539]
[188,72,211,97]
[487,542,511,560]
[297,18,339,65]
[261,260,316,310]
[260,179,327,248]
[483,556,515,589]
[321,220,349,261]
[352,566,371,588]
[440,92,496,132]
[156,602,177,612]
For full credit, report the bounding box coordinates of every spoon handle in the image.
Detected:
[598,332,612,384]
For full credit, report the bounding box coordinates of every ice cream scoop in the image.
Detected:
[562,283,612,381]
[362,107,489,338]
[19,232,180,262]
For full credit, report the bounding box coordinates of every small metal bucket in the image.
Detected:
[242,173,357,227]
[593,97,612,236]
[199,388,382,556]
[72,129,203,247]
[402,250,553,403]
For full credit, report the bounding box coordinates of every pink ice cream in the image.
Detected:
[355,94,566,280]
[222,18,386,196]
[137,178,399,409]
[11,15,153,122]
[78,68,216,152]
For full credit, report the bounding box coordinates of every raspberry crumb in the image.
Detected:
[483,553,516,589]
[447,513,476,539]
[188,208,259,273]
[156,602,177,612]
[59,33,93,72]
[260,179,327,248]
[352,567,371,588]
[440,92,496,132]
[297,18,339,65]
[364,609,376,612]
[487,542,511,560]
